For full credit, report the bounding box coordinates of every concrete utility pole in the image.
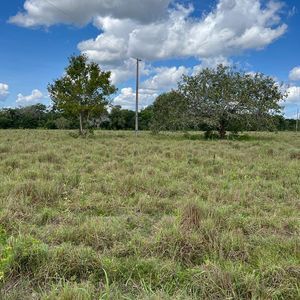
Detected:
[135,58,142,135]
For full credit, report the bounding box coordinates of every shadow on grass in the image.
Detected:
[150,131,278,142]
[66,130,279,142]
[67,130,131,140]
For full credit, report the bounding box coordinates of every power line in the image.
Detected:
[44,0,73,19]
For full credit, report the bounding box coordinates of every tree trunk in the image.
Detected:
[79,112,84,135]
[219,122,226,139]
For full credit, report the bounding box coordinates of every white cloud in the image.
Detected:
[113,65,188,110]
[9,0,170,27]
[79,0,286,69]
[114,87,158,110]
[9,0,289,111]
[289,66,300,81]
[109,59,151,85]
[0,83,9,102]
[79,17,135,66]
[142,66,189,91]
[192,56,232,75]
[16,89,44,106]
[286,86,300,104]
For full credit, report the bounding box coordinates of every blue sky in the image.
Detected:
[0,0,299,117]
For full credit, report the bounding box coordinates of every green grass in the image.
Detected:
[0,130,299,299]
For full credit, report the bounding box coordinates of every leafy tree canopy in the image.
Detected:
[178,65,287,138]
[151,91,190,132]
[48,54,117,135]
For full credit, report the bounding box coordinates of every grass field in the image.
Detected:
[0,130,299,299]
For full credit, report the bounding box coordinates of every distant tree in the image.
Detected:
[109,105,126,129]
[48,54,117,135]
[0,109,14,129]
[54,117,71,129]
[179,65,287,138]
[97,111,111,129]
[285,119,297,131]
[151,91,189,132]
[120,109,135,130]
[139,105,154,130]
[17,104,47,128]
[109,105,135,130]
[0,104,48,129]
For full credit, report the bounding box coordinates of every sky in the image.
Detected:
[0,0,300,118]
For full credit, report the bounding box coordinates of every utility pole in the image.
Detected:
[296,108,299,132]
[135,58,142,135]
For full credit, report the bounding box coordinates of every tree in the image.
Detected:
[179,65,287,138]
[48,54,117,135]
[54,117,71,129]
[0,109,14,129]
[109,105,135,130]
[151,91,189,132]
[18,104,48,128]
[139,105,154,130]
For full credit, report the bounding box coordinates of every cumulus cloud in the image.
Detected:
[114,87,158,110]
[192,56,232,75]
[0,83,9,102]
[113,65,189,110]
[142,66,189,91]
[79,0,287,67]
[109,59,151,85]
[9,0,170,27]
[289,66,300,81]
[286,86,300,104]
[10,0,289,111]
[16,89,44,106]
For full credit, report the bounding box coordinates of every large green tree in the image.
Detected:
[48,54,116,135]
[151,91,189,132]
[179,65,287,138]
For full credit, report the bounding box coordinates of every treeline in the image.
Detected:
[0,104,152,130]
[0,57,296,135]
[0,103,297,131]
